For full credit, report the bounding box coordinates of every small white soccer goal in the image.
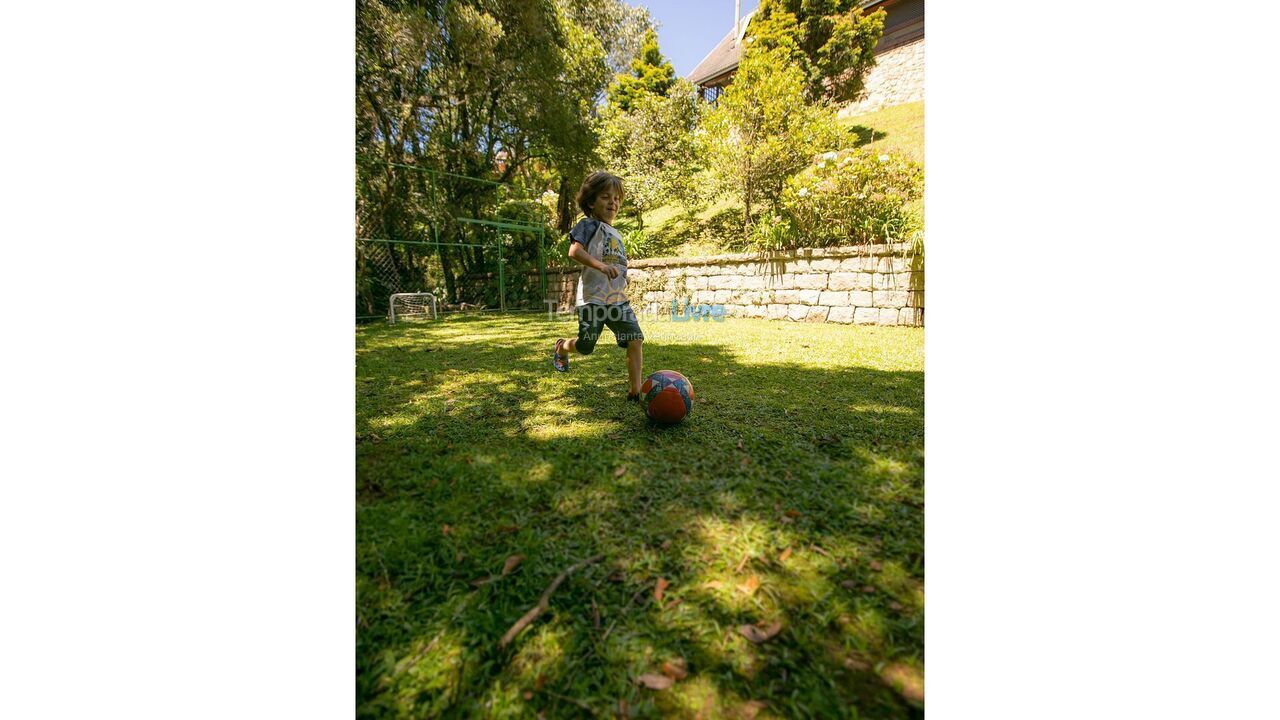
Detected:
[388,292,439,323]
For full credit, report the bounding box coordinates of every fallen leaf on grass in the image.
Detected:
[702,580,725,590]
[737,575,761,596]
[469,576,493,587]
[862,585,876,594]
[636,673,674,690]
[734,553,752,573]
[840,580,857,590]
[740,457,752,468]
[523,691,534,700]
[660,539,672,550]
[889,601,904,612]
[441,524,452,536]
[497,524,519,534]
[662,659,688,680]
[741,700,768,719]
[868,560,883,572]
[614,466,627,477]
[738,621,784,644]
[502,555,524,576]
[736,440,744,450]
[654,577,670,602]
[784,509,802,518]
[777,547,792,563]
[880,663,925,706]
[608,571,625,583]
[535,674,546,690]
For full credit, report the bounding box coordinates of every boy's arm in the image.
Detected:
[568,242,611,273]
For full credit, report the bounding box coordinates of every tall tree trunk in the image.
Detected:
[556,175,575,234]
[439,245,457,304]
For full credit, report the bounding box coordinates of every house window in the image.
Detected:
[701,85,723,106]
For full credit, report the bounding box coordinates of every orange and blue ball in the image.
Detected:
[640,370,694,425]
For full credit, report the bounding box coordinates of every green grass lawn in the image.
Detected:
[837,101,925,165]
[357,313,924,718]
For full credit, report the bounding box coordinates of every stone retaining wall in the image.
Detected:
[540,243,923,326]
[837,37,924,117]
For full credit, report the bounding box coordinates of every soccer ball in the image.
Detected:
[640,370,694,425]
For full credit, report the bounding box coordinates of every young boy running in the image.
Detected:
[550,171,645,401]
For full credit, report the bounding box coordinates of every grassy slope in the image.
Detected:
[357,314,924,718]
[635,101,925,260]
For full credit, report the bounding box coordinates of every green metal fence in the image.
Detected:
[356,158,552,321]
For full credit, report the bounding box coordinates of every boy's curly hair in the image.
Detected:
[575,171,625,218]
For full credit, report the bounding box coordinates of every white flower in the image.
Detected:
[878,154,889,162]
[822,151,838,161]
[798,187,809,197]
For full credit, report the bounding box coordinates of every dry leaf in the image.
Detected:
[741,700,768,719]
[841,580,857,590]
[501,554,524,576]
[737,575,761,596]
[660,539,672,550]
[844,653,871,672]
[784,509,802,518]
[535,674,547,690]
[614,466,627,477]
[608,570,625,583]
[664,597,682,611]
[737,620,784,644]
[779,515,793,525]
[889,601,904,612]
[523,691,534,700]
[862,585,876,594]
[469,576,493,587]
[497,524,519,534]
[736,440,744,450]
[880,663,925,706]
[740,457,751,468]
[777,547,793,563]
[735,553,751,573]
[441,524,452,536]
[636,673,674,690]
[869,560,883,572]
[662,659,688,680]
[702,580,725,590]
[654,577,671,602]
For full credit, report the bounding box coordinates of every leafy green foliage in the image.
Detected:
[703,48,841,233]
[357,314,924,718]
[749,0,886,104]
[600,79,708,229]
[607,29,677,112]
[782,148,923,247]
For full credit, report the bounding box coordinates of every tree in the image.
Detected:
[748,0,885,104]
[600,79,706,229]
[703,48,840,235]
[607,28,676,113]
[356,0,613,304]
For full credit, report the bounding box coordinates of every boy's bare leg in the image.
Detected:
[558,338,578,357]
[626,340,644,395]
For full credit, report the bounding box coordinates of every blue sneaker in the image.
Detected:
[551,339,569,372]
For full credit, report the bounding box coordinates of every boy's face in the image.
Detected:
[591,187,622,224]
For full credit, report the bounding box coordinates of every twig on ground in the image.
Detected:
[499,554,605,648]
[545,690,597,715]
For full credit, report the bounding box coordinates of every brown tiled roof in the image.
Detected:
[687,10,755,87]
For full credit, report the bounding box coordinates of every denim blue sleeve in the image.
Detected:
[569,218,599,247]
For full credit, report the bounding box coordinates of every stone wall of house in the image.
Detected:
[539,242,923,326]
[838,37,924,118]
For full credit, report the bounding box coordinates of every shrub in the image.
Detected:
[781,148,923,246]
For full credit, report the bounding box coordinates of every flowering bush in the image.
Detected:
[781,148,923,246]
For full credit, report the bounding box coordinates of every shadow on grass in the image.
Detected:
[846,124,889,148]
[357,315,923,718]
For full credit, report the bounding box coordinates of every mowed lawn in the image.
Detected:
[357,313,924,718]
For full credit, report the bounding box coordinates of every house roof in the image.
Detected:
[687,10,756,87]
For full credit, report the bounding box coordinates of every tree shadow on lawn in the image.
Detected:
[846,124,888,148]
[357,316,924,718]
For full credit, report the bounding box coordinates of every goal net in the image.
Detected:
[388,293,439,323]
